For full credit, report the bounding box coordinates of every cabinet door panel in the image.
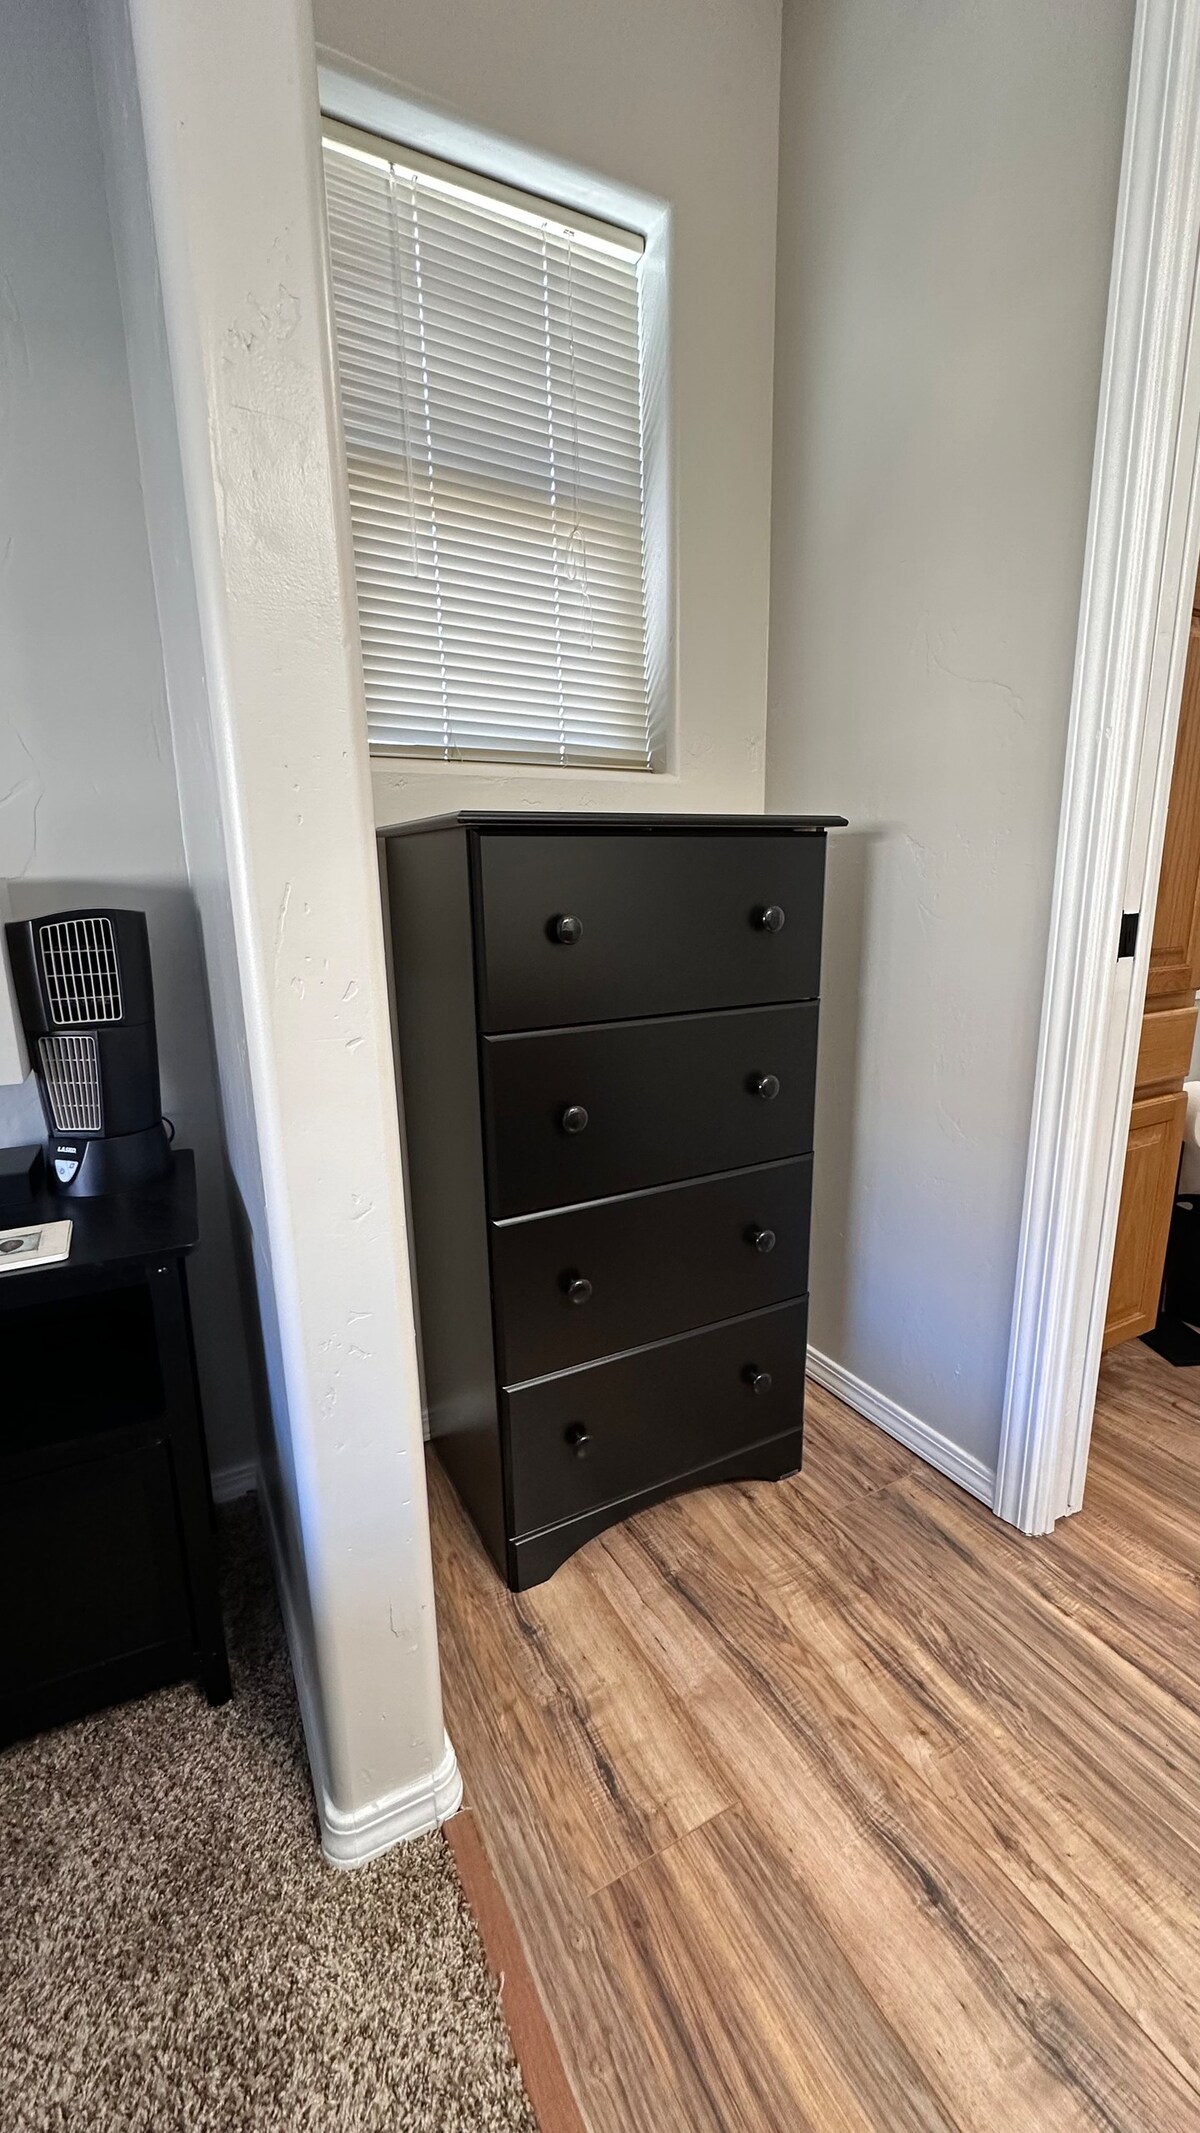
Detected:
[0,1441,192,1694]
[1104,1092,1187,1350]
[1148,616,1200,1002]
[1134,1002,1197,1095]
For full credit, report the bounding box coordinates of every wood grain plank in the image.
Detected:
[669,1480,1200,2097]
[799,1377,920,1502]
[431,1457,730,1895]
[596,1808,961,2133]
[512,1549,732,1892]
[589,1519,1200,2133]
[430,1352,1200,2133]
[883,1456,1200,1749]
[798,1472,1200,1895]
[434,1570,722,2123]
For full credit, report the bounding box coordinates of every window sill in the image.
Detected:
[368,750,683,830]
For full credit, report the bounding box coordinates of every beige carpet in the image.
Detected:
[0,1501,537,2133]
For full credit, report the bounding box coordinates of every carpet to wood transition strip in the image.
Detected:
[447,1808,587,2133]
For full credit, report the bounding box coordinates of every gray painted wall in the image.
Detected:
[767,0,1135,1473]
[0,0,257,1476]
[2,0,1138,1511]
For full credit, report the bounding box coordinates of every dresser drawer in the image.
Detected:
[493,1157,812,1383]
[474,832,826,1032]
[506,1299,808,1537]
[483,1002,817,1218]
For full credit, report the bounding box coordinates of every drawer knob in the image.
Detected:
[750,1072,781,1102]
[562,1272,593,1306]
[560,1104,590,1136]
[754,904,787,934]
[566,1422,591,1458]
[747,1226,777,1254]
[743,1366,773,1396]
[550,914,583,946]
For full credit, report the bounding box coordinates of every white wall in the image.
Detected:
[87,0,456,1862]
[0,883,29,1088]
[767,0,1135,1476]
[313,0,783,825]
[0,0,256,1477]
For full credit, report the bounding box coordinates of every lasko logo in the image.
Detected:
[53,1143,82,1183]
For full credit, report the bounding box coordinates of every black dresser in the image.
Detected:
[381,812,842,1588]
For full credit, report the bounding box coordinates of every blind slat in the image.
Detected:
[324,135,652,770]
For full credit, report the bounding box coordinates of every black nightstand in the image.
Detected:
[0,1151,232,1747]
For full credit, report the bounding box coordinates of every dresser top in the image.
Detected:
[378,811,847,838]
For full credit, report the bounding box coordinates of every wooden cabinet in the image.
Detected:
[1145,615,1200,1002]
[1105,1091,1189,1348]
[380,811,841,1588]
[1104,590,1200,1348]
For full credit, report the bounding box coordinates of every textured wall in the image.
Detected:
[89,0,454,1855]
[0,0,256,1476]
[767,0,1135,1474]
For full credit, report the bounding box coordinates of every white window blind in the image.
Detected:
[322,125,654,769]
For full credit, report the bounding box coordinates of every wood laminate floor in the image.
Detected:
[430,1339,1200,2133]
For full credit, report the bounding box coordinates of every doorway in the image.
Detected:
[996,0,1200,1536]
[1103,563,1200,1357]
[1093,560,1200,1484]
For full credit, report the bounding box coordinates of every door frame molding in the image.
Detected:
[996,0,1200,1533]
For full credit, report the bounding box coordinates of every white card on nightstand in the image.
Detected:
[0,1219,73,1274]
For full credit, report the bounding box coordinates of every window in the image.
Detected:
[322,122,655,770]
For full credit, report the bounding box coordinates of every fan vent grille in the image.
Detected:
[38,1034,103,1133]
[39,916,123,1026]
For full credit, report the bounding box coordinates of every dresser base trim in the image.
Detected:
[806,1348,995,1505]
[507,1424,805,1589]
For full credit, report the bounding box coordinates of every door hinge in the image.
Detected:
[1118,911,1140,959]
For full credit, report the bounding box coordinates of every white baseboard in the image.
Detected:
[211,1458,258,1503]
[806,1346,996,1507]
[321,1734,464,1869]
[255,1465,462,1868]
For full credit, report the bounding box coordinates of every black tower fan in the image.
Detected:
[4,909,172,1196]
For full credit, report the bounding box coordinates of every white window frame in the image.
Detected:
[318,89,674,781]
